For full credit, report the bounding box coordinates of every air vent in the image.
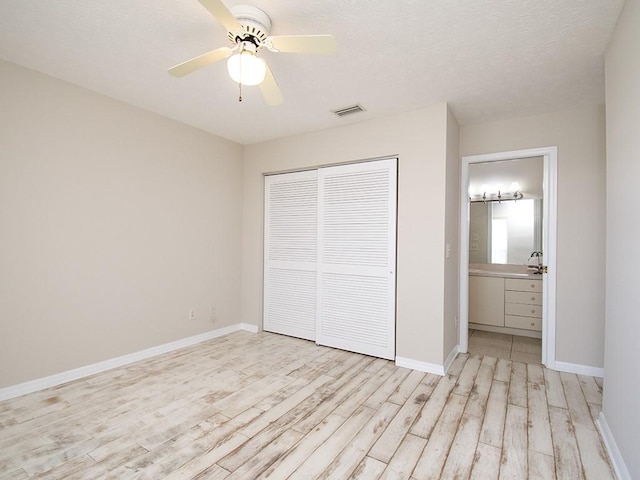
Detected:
[331,104,366,117]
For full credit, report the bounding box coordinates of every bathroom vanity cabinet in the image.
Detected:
[469,273,542,335]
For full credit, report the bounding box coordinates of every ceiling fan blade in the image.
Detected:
[197,0,242,31]
[267,35,337,54]
[168,47,233,77]
[259,64,284,106]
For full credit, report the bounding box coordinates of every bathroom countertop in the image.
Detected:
[468,264,542,280]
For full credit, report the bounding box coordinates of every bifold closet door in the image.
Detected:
[263,170,318,341]
[317,159,397,360]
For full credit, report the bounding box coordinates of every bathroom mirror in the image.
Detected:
[468,157,543,265]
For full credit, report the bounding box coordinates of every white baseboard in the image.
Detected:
[444,345,459,374]
[240,323,259,333]
[0,323,257,402]
[597,412,632,480]
[469,323,542,339]
[395,356,445,376]
[553,361,604,378]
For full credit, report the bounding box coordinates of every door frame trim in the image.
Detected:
[459,146,557,368]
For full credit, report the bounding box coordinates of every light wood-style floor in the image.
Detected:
[0,331,614,479]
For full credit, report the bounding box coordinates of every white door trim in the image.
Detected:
[459,146,557,369]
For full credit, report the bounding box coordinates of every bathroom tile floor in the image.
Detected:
[468,329,542,363]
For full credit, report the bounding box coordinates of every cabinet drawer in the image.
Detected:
[505,290,542,305]
[505,302,542,318]
[505,278,542,293]
[505,314,542,331]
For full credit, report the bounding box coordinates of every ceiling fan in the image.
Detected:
[169,0,337,106]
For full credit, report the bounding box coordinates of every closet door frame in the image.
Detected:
[263,156,398,360]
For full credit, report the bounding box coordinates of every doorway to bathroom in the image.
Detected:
[459,147,557,368]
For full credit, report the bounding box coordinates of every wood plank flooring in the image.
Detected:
[0,331,614,479]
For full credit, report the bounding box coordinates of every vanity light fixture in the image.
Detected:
[469,183,523,203]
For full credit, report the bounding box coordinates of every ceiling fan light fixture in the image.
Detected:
[169,0,337,105]
[227,50,266,86]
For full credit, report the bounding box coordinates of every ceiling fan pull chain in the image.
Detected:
[238,46,243,102]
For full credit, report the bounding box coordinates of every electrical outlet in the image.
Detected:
[189,308,196,320]
[209,307,217,324]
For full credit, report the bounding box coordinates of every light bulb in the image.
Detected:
[227,52,266,86]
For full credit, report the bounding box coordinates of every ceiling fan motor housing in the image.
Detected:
[227,5,272,46]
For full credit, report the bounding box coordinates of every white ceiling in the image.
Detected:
[0,0,624,145]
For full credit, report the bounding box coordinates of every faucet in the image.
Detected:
[529,251,543,274]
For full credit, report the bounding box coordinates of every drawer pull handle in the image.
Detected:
[530,284,535,288]
[531,296,536,301]
[531,309,536,313]
[531,322,535,326]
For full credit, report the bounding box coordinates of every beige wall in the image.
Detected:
[0,61,244,387]
[460,105,607,369]
[2,55,609,392]
[604,0,640,476]
[241,104,454,366]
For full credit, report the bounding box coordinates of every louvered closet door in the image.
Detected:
[263,170,318,340]
[316,158,397,360]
